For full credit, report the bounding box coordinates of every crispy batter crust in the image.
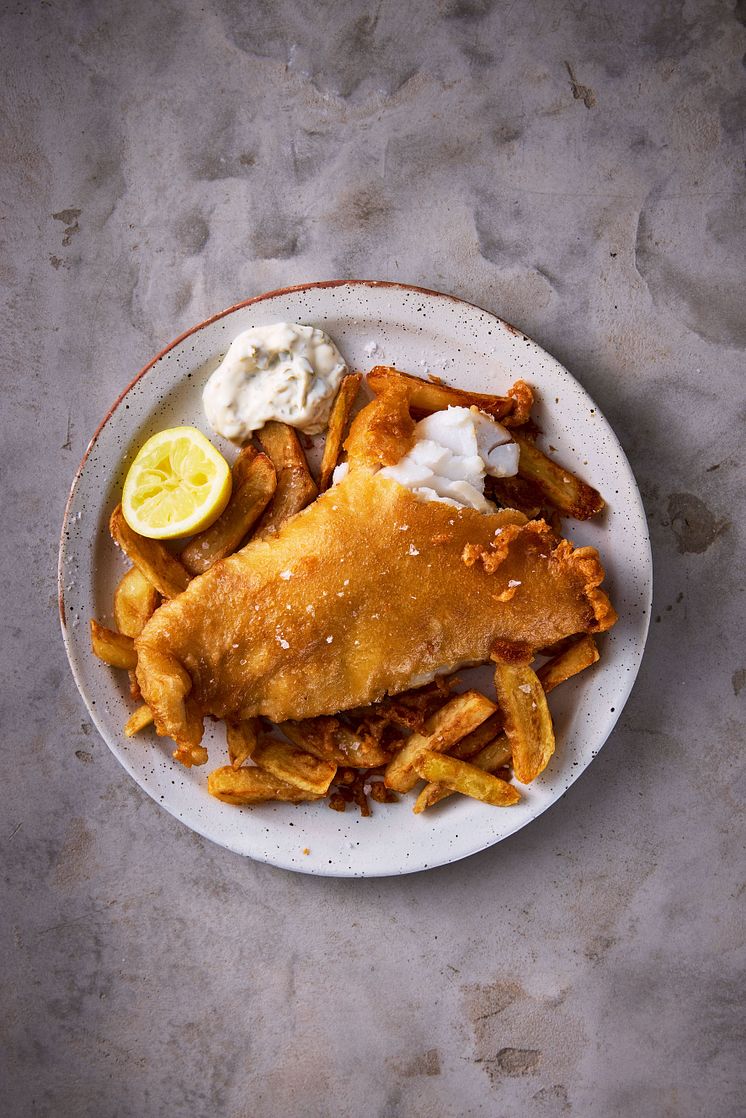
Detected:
[136,390,617,751]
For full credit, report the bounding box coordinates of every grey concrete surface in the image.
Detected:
[2,1,744,1115]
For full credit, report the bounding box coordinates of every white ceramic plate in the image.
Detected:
[59,281,652,876]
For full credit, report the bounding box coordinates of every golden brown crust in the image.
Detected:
[502,380,535,427]
[344,381,415,469]
[136,385,617,755]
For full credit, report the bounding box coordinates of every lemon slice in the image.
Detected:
[122,427,232,539]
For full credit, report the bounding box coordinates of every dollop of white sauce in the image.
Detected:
[203,322,347,440]
[377,406,519,511]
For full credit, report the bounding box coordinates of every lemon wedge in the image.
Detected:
[122,427,232,539]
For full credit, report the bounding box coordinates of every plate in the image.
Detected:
[59,280,652,876]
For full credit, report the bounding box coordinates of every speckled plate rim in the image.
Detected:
[59,279,652,876]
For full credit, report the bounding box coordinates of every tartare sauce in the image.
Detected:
[377,406,519,511]
[203,322,347,440]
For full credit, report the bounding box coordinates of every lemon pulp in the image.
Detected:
[122,427,232,539]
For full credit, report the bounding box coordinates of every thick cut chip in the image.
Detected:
[493,661,555,783]
[90,620,137,669]
[413,750,520,807]
[537,635,599,693]
[255,422,318,538]
[208,766,323,804]
[414,735,513,812]
[124,704,154,737]
[513,435,604,520]
[252,736,337,794]
[181,448,277,574]
[448,711,504,760]
[114,567,160,638]
[418,636,601,811]
[319,373,362,491]
[384,691,497,793]
[110,505,191,599]
[367,366,518,420]
[226,717,259,769]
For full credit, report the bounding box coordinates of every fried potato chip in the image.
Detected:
[470,735,513,772]
[413,750,520,808]
[418,641,595,808]
[367,366,515,420]
[255,422,318,538]
[208,765,323,804]
[513,435,604,520]
[113,566,160,637]
[384,690,497,793]
[319,373,362,491]
[181,447,277,574]
[110,505,191,598]
[493,661,555,783]
[448,711,504,760]
[414,734,513,812]
[252,735,337,794]
[537,635,599,694]
[89,619,138,669]
[124,704,154,737]
[226,717,259,769]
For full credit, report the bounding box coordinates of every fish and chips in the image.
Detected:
[90,354,615,819]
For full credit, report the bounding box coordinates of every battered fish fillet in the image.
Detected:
[135,387,617,753]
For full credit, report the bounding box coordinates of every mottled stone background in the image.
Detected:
[2,1,744,1115]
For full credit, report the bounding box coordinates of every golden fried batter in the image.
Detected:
[135,390,616,752]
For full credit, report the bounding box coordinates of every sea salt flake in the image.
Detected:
[518,683,532,694]
[326,635,334,644]
[277,638,290,649]
[280,569,293,579]
[408,544,419,556]
[508,579,521,588]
